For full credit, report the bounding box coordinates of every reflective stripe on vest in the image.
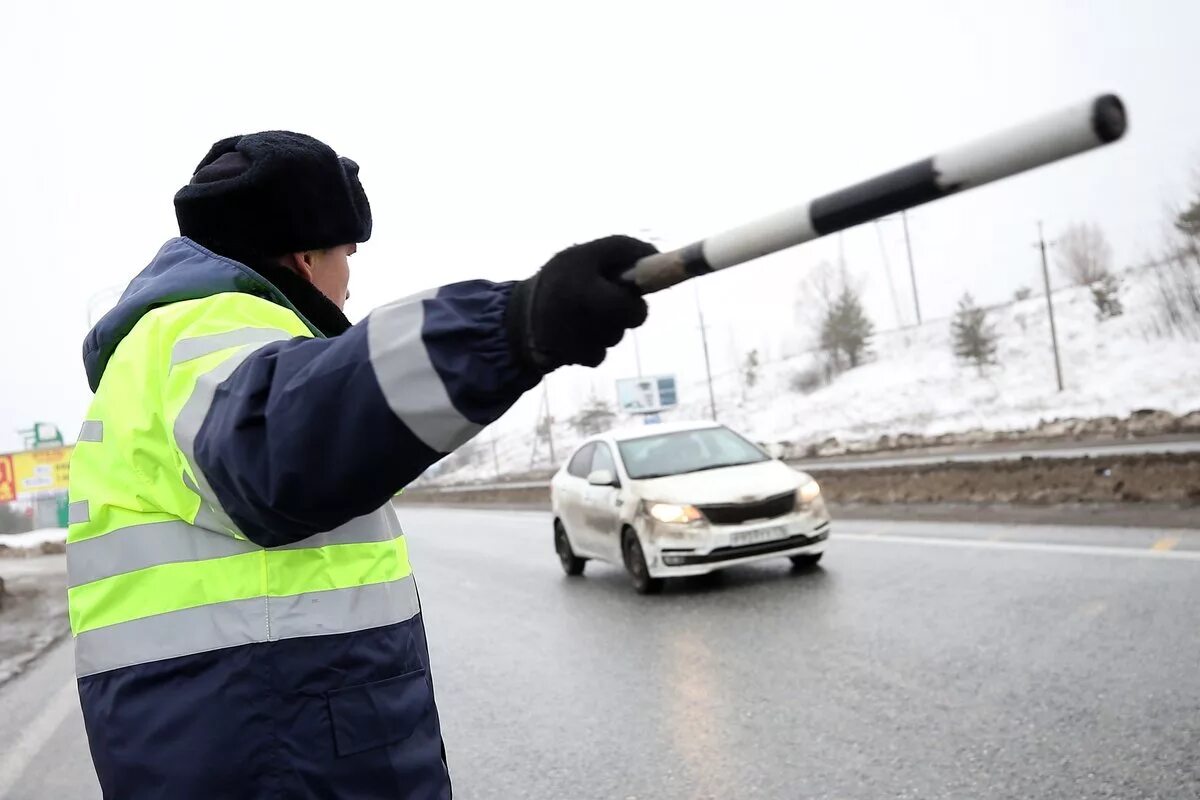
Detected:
[171,333,292,538]
[170,326,295,366]
[67,512,403,589]
[68,509,414,676]
[74,574,420,677]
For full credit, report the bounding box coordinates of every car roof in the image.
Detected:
[604,419,725,443]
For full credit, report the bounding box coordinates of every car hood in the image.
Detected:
[631,459,803,505]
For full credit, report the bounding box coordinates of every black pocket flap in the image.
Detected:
[328,669,432,756]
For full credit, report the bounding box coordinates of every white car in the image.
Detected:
[550,420,830,593]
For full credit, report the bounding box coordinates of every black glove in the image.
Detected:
[506,235,654,371]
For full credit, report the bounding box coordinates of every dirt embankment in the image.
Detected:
[809,452,1200,505]
[776,409,1200,460]
[0,561,69,686]
[400,452,1200,512]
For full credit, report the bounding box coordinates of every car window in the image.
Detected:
[590,443,617,477]
[617,426,769,480]
[566,443,596,478]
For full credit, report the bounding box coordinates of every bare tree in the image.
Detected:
[1147,181,1200,339]
[570,397,615,436]
[741,349,761,391]
[1056,223,1114,286]
[797,261,873,373]
[795,261,841,325]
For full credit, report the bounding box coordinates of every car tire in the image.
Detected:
[554,520,586,577]
[622,529,664,595]
[789,552,824,569]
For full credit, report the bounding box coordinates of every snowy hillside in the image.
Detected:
[426,265,1200,484]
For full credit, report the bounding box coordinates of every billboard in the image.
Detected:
[616,375,678,415]
[0,455,15,502]
[6,446,73,497]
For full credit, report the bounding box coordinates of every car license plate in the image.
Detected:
[732,525,790,547]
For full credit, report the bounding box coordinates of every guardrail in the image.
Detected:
[408,480,552,494]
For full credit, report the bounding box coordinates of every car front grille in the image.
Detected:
[697,490,795,525]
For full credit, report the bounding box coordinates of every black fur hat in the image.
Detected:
[174,131,372,258]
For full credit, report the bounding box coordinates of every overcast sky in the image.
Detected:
[1,0,1197,451]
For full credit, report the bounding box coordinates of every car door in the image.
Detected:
[579,442,624,562]
[556,443,595,553]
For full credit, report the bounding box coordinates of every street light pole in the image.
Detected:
[1036,221,1065,392]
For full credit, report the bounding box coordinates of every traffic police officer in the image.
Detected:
[68,131,653,798]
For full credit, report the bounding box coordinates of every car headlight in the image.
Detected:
[796,479,821,506]
[646,502,704,524]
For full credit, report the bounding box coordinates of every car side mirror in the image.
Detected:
[587,469,617,487]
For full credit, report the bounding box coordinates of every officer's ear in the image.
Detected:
[279,251,319,285]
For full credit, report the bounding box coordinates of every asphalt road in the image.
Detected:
[2,509,1199,799]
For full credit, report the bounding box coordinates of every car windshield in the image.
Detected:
[617,427,769,480]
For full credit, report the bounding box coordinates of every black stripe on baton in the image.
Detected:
[677,240,713,276]
[808,158,957,237]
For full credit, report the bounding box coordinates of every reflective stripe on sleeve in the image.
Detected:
[366,292,482,453]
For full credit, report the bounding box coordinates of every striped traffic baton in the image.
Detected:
[624,93,1127,294]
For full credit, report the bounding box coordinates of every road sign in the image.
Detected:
[616,375,678,415]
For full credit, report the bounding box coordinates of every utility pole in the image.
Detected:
[542,383,556,463]
[490,435,501,478]
[877,213,922,327]
[873,221,904,329]
[529,385,557,468]
[1036,221,1065,392]
[695,288,718,421]
[901,210,921,325]
[632,331,643,377]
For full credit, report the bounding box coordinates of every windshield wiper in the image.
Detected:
[687,460,761,473]
[633,461,760,480]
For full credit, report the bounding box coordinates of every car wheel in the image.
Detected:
[789,552,824,569]
[554,520,586,577]
[622,529,664,595]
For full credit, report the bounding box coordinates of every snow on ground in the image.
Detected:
[428,266,1200,483]
[0,528,67,552]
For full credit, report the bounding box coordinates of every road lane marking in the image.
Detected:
[1151,536,1181,552]
[0,679,78,800]
[834,532,1200,562]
